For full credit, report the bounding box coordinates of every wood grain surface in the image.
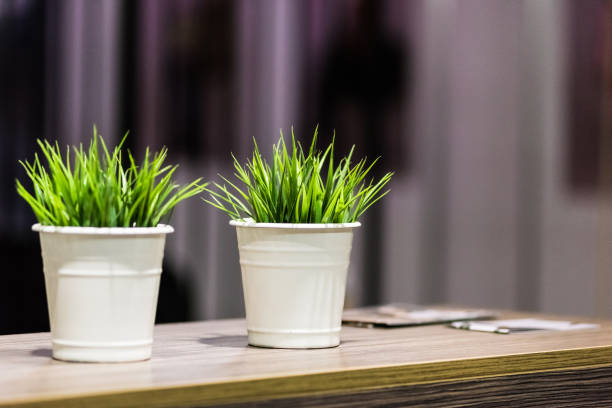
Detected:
[220,366,612,408]
[1,310,611,407]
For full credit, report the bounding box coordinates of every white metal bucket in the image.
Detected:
[231,219,360,349]
[33,224,173,362]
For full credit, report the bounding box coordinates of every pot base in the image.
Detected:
[247,330,340,349]
[52,340,152,363]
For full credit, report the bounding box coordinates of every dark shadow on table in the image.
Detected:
[30,348,52,358]
[199,335,249,348]
[199,336,356,349]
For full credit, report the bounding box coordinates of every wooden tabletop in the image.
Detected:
[2,310,612,407]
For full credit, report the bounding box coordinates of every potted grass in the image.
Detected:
[16,127,206,362]
[204,128,393,348]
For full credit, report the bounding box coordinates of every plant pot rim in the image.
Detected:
[32,223,174,235]
[229,218,361,229]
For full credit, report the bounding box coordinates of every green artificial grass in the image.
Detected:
[16,126,206,227]
[204,127,393,223]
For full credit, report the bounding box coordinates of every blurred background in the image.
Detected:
[1,0,611,334]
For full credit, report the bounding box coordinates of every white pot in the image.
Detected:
[33,224,174,363]
[231,219,360,349]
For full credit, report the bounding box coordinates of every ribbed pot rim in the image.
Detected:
[32,224,174,235]
[229,218,361,229]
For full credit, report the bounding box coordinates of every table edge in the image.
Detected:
[4,345,612,408]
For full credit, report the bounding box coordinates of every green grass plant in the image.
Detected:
[204,127,393,223]
[16,126,207,227]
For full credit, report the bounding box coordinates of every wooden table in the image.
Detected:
[2,310,612,407]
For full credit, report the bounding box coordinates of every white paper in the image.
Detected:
[378,306,487,321]
[452,318,599,333]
